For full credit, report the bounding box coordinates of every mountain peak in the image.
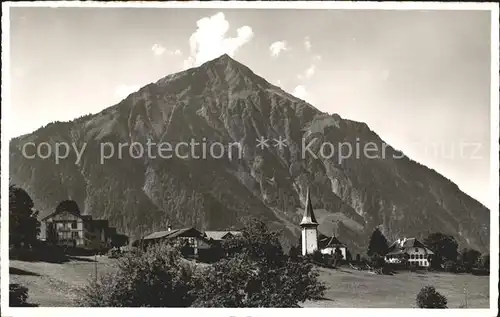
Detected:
[218,53,232,60]
[204,53,246,69]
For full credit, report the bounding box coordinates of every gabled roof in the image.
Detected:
[205,231,233,240]
[40,208,87,222]
[388,237,435,255]
[205,230,243,240]
[386,249,406,256]
[143,227,203,240]
[325,236,346,248]
[318,235,346,248]
[300,188,318,226]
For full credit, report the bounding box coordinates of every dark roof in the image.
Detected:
[41,209,88,222]
[300,188,318,226]
[143,227,203,241]
[388,237,435,255]
[319,235,346,248]
[386,249,406,256]
[389,237,424,249]
[205,231,233,240]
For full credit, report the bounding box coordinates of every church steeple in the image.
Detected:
[300,188,318,226]
[300,188,319,256]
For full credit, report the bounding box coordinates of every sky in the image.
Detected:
[8,7,492,208]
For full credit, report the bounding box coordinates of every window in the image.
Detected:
[410,254,414,259]
[72,232,79,239]
[419,261,422,266]
[71,222,77,229]
[415,248,418,253]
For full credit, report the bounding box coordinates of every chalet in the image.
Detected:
[204,231,242,242]
[134,227,212,257]
[385,237,434,267]
[39,209,114,250]
[319,235,348,260]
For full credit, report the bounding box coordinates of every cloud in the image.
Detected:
[292,85,308,100]
[183,12,254,68]
[152,44,182,57]
[269,41,288,57]
[304,65,316,79]
[297,60,319,80]
[304,37,311,52]
[170,49,182,56]
[152,44,166,56]
[115,84,140,99]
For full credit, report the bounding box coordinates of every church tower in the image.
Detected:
[300,188,319,256]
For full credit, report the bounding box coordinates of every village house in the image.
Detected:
[319,235,348,260]
[39,209,115,250]
[204,230,242,242]
[385,237,434,267]
[134,226,212,257]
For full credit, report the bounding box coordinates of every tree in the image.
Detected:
[367,228,389,257]
[477,254,490,270]
[9,185,40,248]
[110,234,129,248]
[76,243,194,307]
[46,222,58,244]
[56,200,81,214]
[332,247,343,268]
[424,233,459,268]
[192,219,326,307]
[10,284,29,306]
[416,286,448,308]
[460,248,481,272]
[288,245,301,259]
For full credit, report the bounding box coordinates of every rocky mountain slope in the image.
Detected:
[9,54,490,253]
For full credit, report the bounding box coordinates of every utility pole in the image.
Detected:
[95,252,98,283]
[464,286,468,308]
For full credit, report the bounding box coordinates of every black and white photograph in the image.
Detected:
[1,1,498,315]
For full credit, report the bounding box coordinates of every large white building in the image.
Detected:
[385,237,434,267]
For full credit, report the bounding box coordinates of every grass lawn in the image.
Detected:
[303,267,490,308]
[9,256,119,307]
[9,259,489,308]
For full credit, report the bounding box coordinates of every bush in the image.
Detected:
[369,254,386,269]
[190,251,325,307]
[77,218,327,308]
[312,250,324,263]
[10,283,29,306]
[416,286,448,308]
[443,260,456,272]
[191,219,326,307]
[75,243,194,307]
[10,243,68,263]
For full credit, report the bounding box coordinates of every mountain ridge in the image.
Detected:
[9,54,490,253]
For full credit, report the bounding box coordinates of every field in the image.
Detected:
[9,258,489,308]
[9,256,118,307]
[304,267,489,308]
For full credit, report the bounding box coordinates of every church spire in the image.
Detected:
[300,188,318,226]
